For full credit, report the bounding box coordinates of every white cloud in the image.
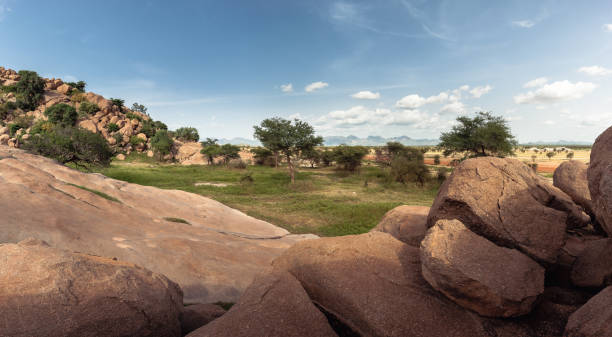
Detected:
[603,24,612,32]
[396,92,449,109]
[441,101,465,113]
[514,80,597,104]
[0,2,11,22]
[305,81,329,92]
[469,85,492,98]
[313,105,439,130]
[523,77,548,88]
[543,120,556,125]
[512,20,535,28]
[280,83,293,93]
[351,90,380,100]
[458,85,470,91]
[578,65,612,76]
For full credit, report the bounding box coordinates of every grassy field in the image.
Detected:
[91,155,441,236]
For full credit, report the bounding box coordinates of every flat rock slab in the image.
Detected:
[421,219,545,317]
[0,146,314,303]
[588,125,612,235]
[0,238,183,337]
[370,205,430,247]
[428,157,589,264]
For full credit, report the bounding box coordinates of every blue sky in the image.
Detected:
[1,0,611,142]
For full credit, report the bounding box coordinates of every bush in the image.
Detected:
[70,91,86,103]
[65,81,86,92]
[390,155,429,186]
[23,125,113,167]
[140,119,167,138]
[125,112,143,121]
[250,147,275,166]
[110,98,124,109]
[333,145,368,172]
[566,152,574,159]
[320,150,335,167]
[29,120,54,135]
[150,130,174,160]
[13,70,46,111]
[129,135,146,146]
[433,154,441,165]
[106,123,119,132]
[131,103,148,115]
[0,102,16,120]
[174,127,199,142]
[8,115,34,136]
[78,101,100,115]
[301,147,321,168]
[228,159,247,169]
[45,103,78,126]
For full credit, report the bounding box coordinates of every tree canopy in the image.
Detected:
[253,117,323,183]
[439,112,517,158]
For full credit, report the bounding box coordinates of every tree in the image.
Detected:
[333,145,368,172]
[66,81,86,92]
[110,98,124,109]
[45,104,78,126]
[13,70,46,111]
[567,152,574,159]
[150,130,174,160]
[301,147,321,168]
[131,103,148,115]
[174,127,200,142]
[254,117,323,183]
[218,144,241,164]
[251,147,275,166]
[546,151,555,159]
[200,138,220,165]
[439,112,517,158]
[433,154,441,165]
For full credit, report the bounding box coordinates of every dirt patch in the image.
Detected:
[195,182,231,187]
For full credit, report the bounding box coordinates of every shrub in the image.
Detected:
[106,123,119,132]
[390,155,429,186]
[320,150,335,167]
[22,125,113,167]
[301,147,321,168]
[65,81,86,92]
[110,98,124,109]
[546,152,555,159]
[150,130,174,160]
[112,132,123,145]
[333,145,368,172]
[8,115,34,136]
[29,120,55,135]
[131,103,148,115]
[228,159,247,169]
[140,119,167,138]
[70,91,86,103]
[433,154,441,165]
[130,135,146,146]
[45,103,78,126]
[0,102,16,120]
[240,172,254,183]
[13,70,46,111]
[174,127,199,142]
[125,112,143,121]
[78,101,100,115]
[250,147,275,166]
[528,163,538,172]
[566,152,574,159]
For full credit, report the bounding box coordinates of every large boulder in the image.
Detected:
[420,219,545,317]
[273,232,490,337]
[554,160,594,218]
[186,271,337,337]
[0,238,183,337]
[78,119,99,134]
[564,286,612,337]
[181,304,226,336]
[571,238,612,288]
[428,157,589,264]
[0,146,314,303]
[370,205,429,247]
[588,125,612,236]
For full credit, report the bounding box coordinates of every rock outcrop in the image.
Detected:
[554,160,595,219]
[370,205,429,247]
[570,238,612,288]
[421,219,545,317]
[0,238,183,337]
[186,271,338,337]
[427,157,589,264]
[180,304,226,336]
[564,286,612,337]
[588,125,612,236]
[0,146,314,303]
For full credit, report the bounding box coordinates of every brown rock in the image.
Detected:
[56,83,72,95]
[181,304,226,336]
[588,125,612,236]
[147,150,155,157]
[84,92,112,111]
[0,239,183,337]
[137,132,147,141]
[420,219,545,317]
[116,153,126,160]
[564,286,612,337]
[78,119,99,134]
[273,232,489,337]
[554,160,595,219]
[0,134,8,145]
[571,238,612,288]
[428,157,589,264]
[370,205,429,247]
[186,271,337,337]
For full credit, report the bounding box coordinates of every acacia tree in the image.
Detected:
[200,138,220,165]
[254,117,323,183]
[439,112,517,158]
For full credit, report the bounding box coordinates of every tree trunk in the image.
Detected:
[274,152,279,168]
[287,155,295,184]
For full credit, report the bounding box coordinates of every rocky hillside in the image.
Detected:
[0,67,156,154]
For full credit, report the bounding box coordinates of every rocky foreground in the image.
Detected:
[2,126,612,337]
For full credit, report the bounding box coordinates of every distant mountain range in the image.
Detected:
[218,135,439,146]
[522,140,593,146]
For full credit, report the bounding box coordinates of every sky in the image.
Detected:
[1,0,611,143]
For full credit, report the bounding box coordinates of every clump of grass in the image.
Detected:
[67,183,121,203]
[164,217,191,225]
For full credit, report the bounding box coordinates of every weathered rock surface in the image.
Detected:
[186,270,337,337]
[181,304,226,336]
[428,157,589,264]
[370,205,429,247]
[273,232,490,337]
[0,146,315,303]
[421,219,545,317]
[588,125,612,236]
[0,238,183,337]
[571,238,612,288]
[554,160,594,218]
[564,286,612,337]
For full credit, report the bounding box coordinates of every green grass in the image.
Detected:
[90,161,440,236]
[67,183,122,203]
[164,217,191,225]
